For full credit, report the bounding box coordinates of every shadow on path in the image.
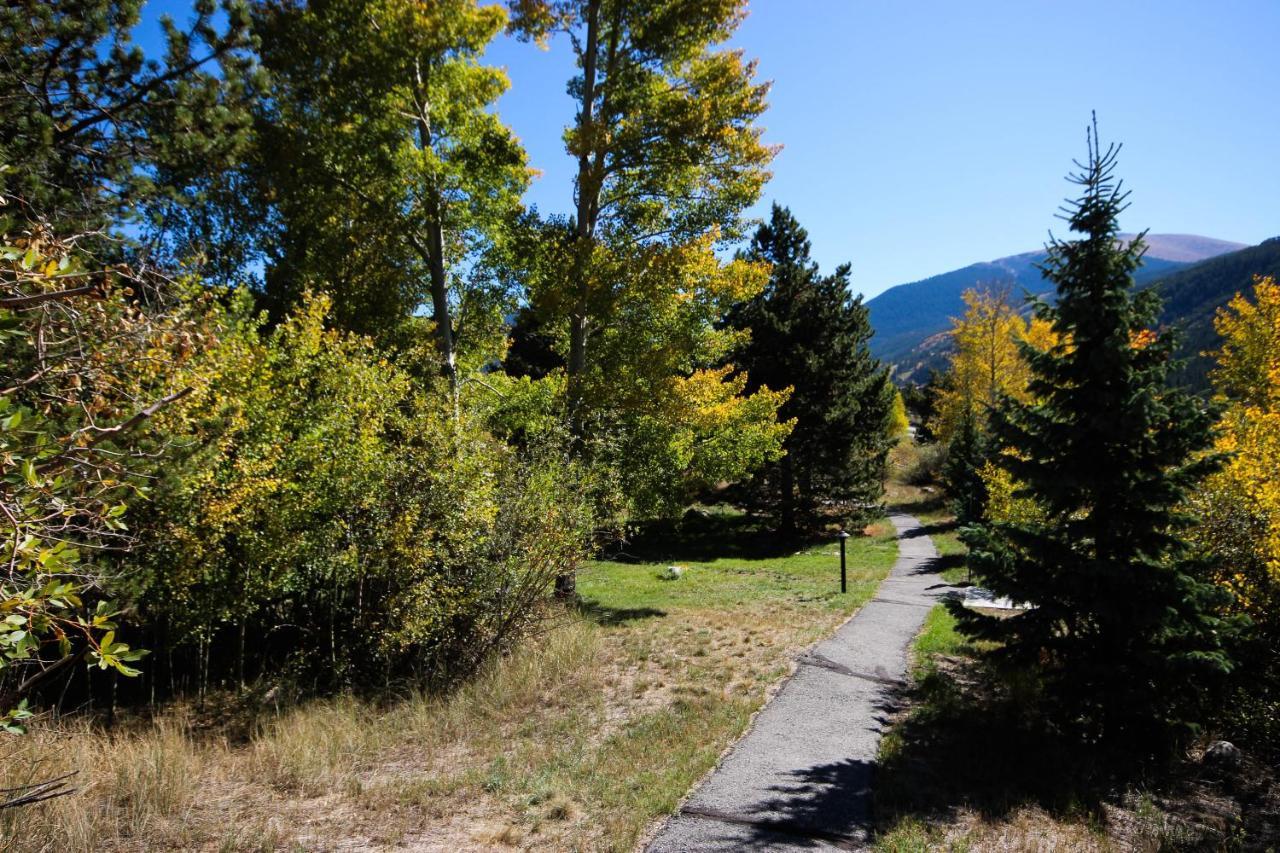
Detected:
[698,758,877,848]
[905,553,965,578]
[897,519,958,540]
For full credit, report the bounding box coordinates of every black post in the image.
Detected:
[838,530,850,593]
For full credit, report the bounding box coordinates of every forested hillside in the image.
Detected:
[872,236,1280,385]
[868,235,1242,379]
[1152,237,1280,386]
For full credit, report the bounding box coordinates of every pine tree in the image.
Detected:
[950,120,1241,749]
[727,204,894,533]
[943,403,988,527]
[0,0,256,257]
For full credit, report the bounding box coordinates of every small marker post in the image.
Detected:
[838,530,850,593]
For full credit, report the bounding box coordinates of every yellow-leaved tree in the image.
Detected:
[930,288,1056,443]
[1193,276,1280,620]
[888,389,910,439]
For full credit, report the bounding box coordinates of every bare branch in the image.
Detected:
[0,284,100,310]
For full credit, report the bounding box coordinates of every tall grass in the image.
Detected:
[1,717,205,851]
[1,621,599,852]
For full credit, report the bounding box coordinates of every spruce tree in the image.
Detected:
[943,402,988,527]
[727,204,895,533]
[951,121,1240,749]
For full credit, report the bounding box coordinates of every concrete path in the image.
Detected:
[645,513,952,852]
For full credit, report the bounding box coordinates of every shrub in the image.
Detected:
[897,441,948,487]
[1189,276,1280,753]
[126,292,594,696]
[1,226,211,728]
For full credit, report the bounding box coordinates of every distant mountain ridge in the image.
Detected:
[1153,237,1280,387]
[866,234,1249,381]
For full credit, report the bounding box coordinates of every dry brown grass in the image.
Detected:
[2,623,601,852]
[876,808,1112,852]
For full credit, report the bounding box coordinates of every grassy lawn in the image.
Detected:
[907,604,971,673]
[6,509,898,852]
[910,503,969,586]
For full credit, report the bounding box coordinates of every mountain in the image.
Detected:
[867,234,1248,381]
[1153,236,1280,387]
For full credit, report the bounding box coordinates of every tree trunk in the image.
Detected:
[237,620,246,689]
[555,0,603,602]
[564,0,601,435]
[797,459,813,509]
[423,210,457,394]
[414,61,459,398]
[566,309,588,427]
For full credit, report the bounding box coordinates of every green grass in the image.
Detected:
[910,604,970,673]
[579,509,896,619]
[874,816,971,853]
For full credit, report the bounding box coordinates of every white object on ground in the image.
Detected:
[960,587,1024,610]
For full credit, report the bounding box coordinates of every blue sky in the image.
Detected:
[139,1,1280,300]
[485,1,1280,298]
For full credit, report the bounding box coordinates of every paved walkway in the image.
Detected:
[645,513,951,852]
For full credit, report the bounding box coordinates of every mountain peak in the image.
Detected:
[1117,234,1248,264]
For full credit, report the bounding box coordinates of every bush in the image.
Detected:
[1187,277,1280,754]
[123,292,593,696]
[1,228,209,727]
[896,441,948,487]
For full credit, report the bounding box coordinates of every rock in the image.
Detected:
[1203,740,1242,768]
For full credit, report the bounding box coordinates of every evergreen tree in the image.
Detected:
[0,0,256,255]
[950,121,1241,749]
[943,402,988,527]
[727,204,895,533]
